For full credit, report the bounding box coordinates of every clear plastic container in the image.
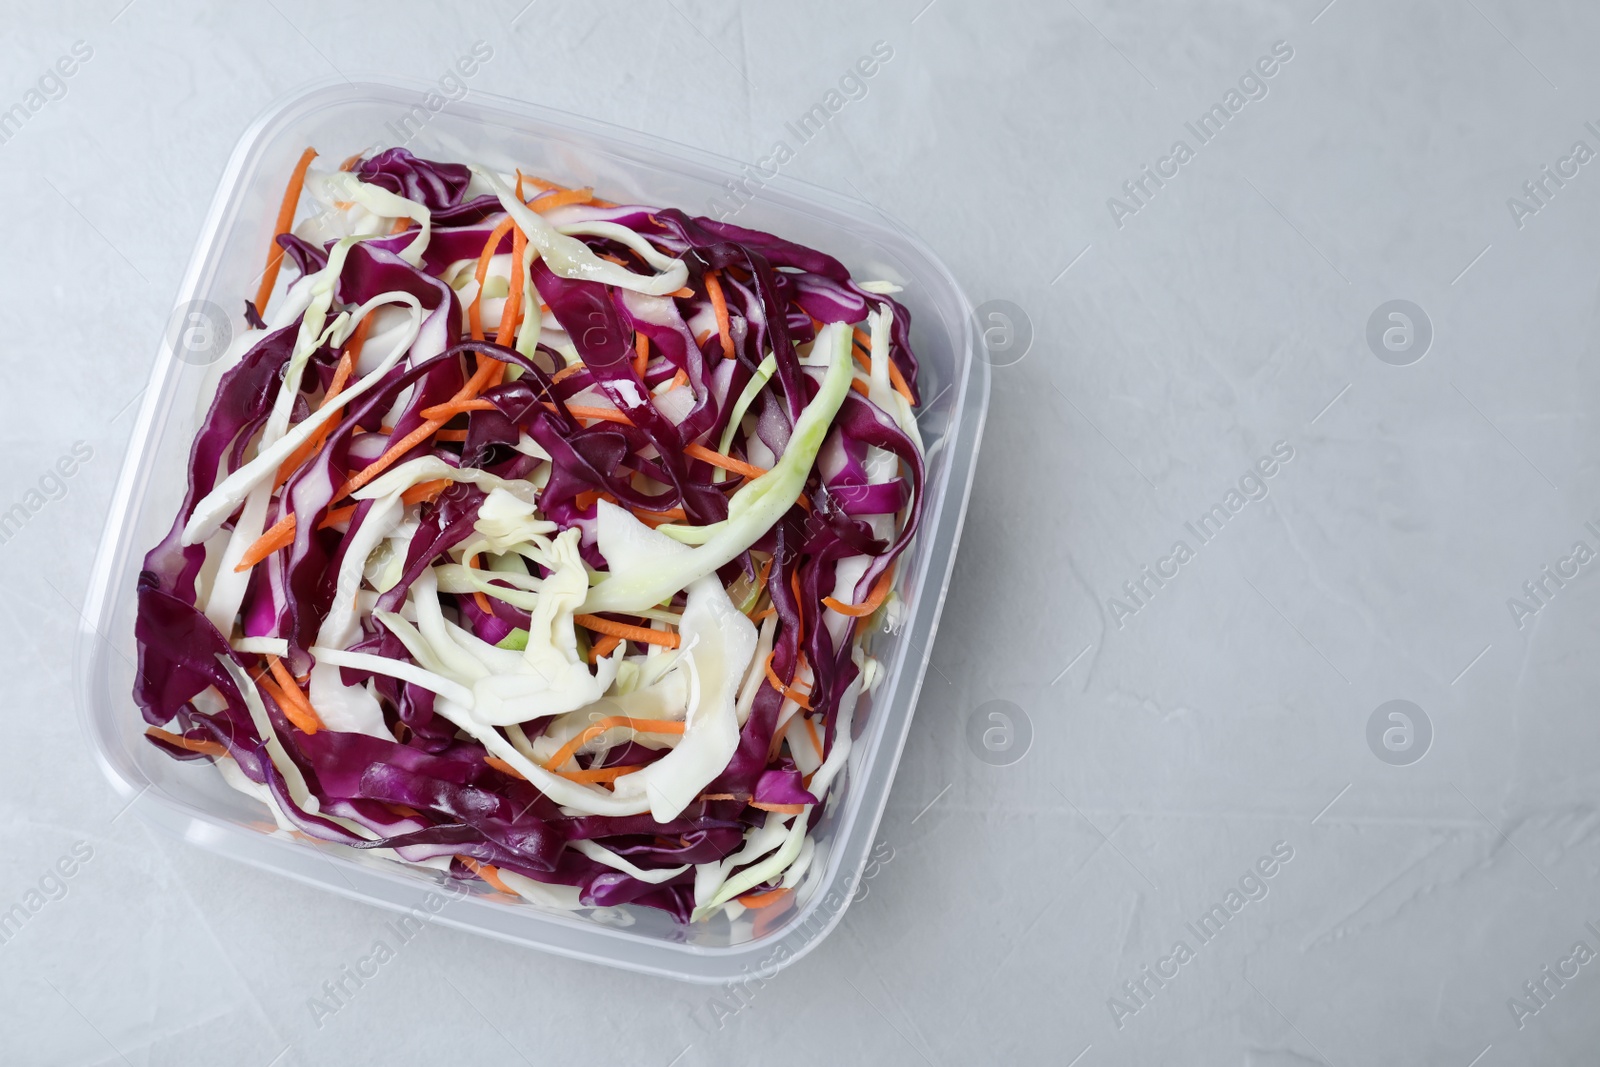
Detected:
[76,76,989,983]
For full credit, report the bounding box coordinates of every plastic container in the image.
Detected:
[76,76,989,983]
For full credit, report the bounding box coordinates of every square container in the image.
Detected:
[76,76,989,983]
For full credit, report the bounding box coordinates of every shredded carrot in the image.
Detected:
[684,442,766,480]
[705,269,735,359]
[421,397,498,421]
[853,324,917,404]
[561,403,635,425]
[698,793,739,802]
[551,362,587,384]
[469,217,517,342]
[145,727,227,759]
[849,379,871,397]
[339,417,447,497]
[587,633,623,663]
[630,506,687,529]
[667,368,689,391]
[254,147,318,315]
[257,676,315,735]
[574,490,618,511]
[236,470,452,574]
[272,315,372,489]
[494,227,528,367]
[737,886,792,908]
[574,614,680,648]
[750,606,776,621]
[486,751,640,784]
[459,856,516,895]
[823,565,895,618]
[750,802,807,815]
[485,755,525,779]
[338,152,363,172]
[402,479,451,506]
[694,329,712,347]
[528,187,593,212]
[465,553,493,615]
[633,332,649,378]
[266,654,323,734]
[887,361,916,405]
[436,429,469,442]
[667,287,695,299]
[388,216,412,235]
[555,764,643,784]
[763,651,812,710]
[517,173,568,194]
[543,716,688,771]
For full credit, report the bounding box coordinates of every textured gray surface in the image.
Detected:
[3,0,1599,1064]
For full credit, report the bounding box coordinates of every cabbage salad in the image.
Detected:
[134,148,926,922]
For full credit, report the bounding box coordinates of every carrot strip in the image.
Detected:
[485,755,525,779]
[318,504,357,529]
[465,553,493,615]
[517,173,568,194]
[564,403,636,425]
[235,515,294,571]
[340,418,447,497]
[272,315,372,488]
[763,651,812,710]
[737,887,792,908]
[145,727,228,759]
[529,187,593,212]
[254,147,318,315]
[402,479,451,506]
[266,655,323,734]
[684,442,766,480]
[633,332,649,377]
[459,856,516,895]
[421,397,498,421]
[705,269,735,359]
[468,217,517,342]
[587,633,623,664]
[853,324,916,404]
[750,606,776,621]
[543,716,688,771]
[630,506,687,529]
[574,489,617,511]
[750,802,807,815]
[552,363,587,384]
[486,751,641,784]
[574,615,680,648]
[338,152,363,172]
[823,565,895,618]
[494,227,528,363]
[555,765,643,783]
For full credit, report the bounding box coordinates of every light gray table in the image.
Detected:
[4,1,1598,1063]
